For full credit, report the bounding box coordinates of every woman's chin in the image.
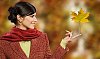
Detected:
[29,26,34,29]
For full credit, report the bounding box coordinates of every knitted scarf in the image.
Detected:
[0,26,42,42]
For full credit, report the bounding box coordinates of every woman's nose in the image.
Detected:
[33,17,38,22]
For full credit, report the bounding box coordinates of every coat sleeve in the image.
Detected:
[44,34,69,59]
[0,47,6,59]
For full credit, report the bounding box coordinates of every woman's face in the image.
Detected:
[20,13,37,29]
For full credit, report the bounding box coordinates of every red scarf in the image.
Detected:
[0,26,42,42]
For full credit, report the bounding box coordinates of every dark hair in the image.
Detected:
[8,1,36,25]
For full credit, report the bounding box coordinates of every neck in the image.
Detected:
[15,25,27,30]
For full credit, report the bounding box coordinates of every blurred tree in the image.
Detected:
[84,0,100,59]
[42,0,69,52]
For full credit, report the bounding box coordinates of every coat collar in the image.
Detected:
[9,34,43,59]
[10,41,28,59]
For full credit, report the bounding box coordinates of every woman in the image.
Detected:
[0,1,73,59]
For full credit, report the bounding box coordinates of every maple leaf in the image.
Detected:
[71,8,90,23]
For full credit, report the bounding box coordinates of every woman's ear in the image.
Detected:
[17,15,23,23]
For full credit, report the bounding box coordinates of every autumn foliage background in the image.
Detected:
[0,0,100,59]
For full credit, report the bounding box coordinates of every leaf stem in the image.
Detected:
[79,21,81,34]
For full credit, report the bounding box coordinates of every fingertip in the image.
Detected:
[65,31,69,33]
[79,34,82,36]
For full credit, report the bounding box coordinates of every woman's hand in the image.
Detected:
[60,30,81,49]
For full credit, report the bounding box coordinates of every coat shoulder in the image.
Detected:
[37,32,49,43]
[39,32,47,38]
[0,34,10,48]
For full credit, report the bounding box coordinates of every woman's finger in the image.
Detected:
[65,30,69,32]
[71,34,82,39]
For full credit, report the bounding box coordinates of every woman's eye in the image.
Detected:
[30,15,34,17]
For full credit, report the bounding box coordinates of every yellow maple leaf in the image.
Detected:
[71,8,90,23]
